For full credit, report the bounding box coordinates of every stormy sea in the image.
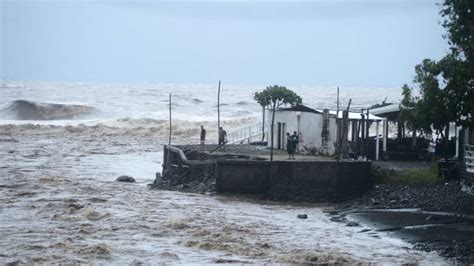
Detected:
[0,81,446,264]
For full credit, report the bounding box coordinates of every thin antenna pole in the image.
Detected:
[336,86,340,113]
[168,93,172,146]
[217,80,221,143]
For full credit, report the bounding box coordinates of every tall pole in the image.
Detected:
[336,86,340,113]
[366,108,370,161]
[168,93,172,146]
[217,80,221,144]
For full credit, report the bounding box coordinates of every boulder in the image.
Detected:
[346,221,360,227]
[116,175,136,183]
[297,214,308,219]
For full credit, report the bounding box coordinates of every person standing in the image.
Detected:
[427,139,436,162]
[200,125,206,145]
[291,131,300,154]
[218,127,227,146]
[286,132,295,159]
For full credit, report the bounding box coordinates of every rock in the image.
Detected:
[346,221,360,227]
[330,216,347,223]
[155,172,162,180]
[67,203,84,210]
[116,175,136,183]
[297,214,308,219]
[389,200,398,204]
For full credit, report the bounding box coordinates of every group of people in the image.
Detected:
[286,131,300,159]
[199,125,227,146]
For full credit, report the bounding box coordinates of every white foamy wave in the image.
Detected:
[2,100,96,120]
[0,116,259,139]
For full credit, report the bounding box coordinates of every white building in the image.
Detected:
[267,105,338,156]
[267,105,386,159]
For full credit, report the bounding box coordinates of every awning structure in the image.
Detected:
[316,110,385,121]
[370,104,401,121]
[313,109,387,161]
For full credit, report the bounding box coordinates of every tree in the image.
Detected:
[440,0,474,128]
[400,58,458,160]
[254,85,302,161]
[400,84,419,132]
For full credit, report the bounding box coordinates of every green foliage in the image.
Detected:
[254,85,302,110]
[254,85,302,161]
[441,0,474,62]
[397,164,439,184]
[399,84,427,132]
[439,0,474,128]
[403,1,474,132]
[374,163,439,185]
[413,58,456,134]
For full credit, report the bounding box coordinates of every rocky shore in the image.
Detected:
[342,181,474,214]
[334,177,474,263]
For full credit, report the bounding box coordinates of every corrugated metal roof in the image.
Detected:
[370,104,400,115]
[278,105,321,114]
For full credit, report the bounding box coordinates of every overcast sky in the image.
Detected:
[1,0,448,87]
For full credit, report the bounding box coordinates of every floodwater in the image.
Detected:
[0,82,446,264]
[0,130,446,264]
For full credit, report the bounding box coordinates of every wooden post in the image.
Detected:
[366,108,370,161]
[168,93,172,146]
[217,80,221,144]
[455,126,459,158]
[383,119,387,153]
[338,99,351,160]
[376,120,380,160]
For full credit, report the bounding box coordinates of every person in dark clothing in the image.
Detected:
[286,132,295,159]
[200,125,206,145]
[292,131,299,153]
[218,127,227,145]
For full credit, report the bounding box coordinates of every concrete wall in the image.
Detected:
[267,161,372,201]
[216,160,270,194]
[160,145,373,202]
[267,110,337,155]
[215,159,373,201]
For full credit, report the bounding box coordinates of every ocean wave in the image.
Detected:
[235,101,250,106]
[2,100,96,120]
[0,117,259,139]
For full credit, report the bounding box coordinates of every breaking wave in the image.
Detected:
[2,100,96,120]
[0,117,259,139]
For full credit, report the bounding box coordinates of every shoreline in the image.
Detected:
[150,145,474,263]
[331,180,474,263]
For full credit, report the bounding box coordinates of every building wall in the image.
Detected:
[267,110,337,155]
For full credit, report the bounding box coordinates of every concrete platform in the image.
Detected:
[156,145,374,202]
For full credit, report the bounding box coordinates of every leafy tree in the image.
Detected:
[402,0,473,163]
[400,84,420,132]
[440,0,474,128]
[402,58,458,160]
[254,85,302,161]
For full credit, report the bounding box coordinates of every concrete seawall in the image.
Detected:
[155,145,373,202]
[217,160,372,201]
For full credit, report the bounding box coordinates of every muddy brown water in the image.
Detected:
[0,131,447,264]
